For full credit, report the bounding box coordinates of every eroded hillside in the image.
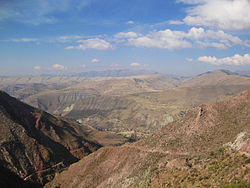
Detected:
[46,90,250,188]
[0,91,127,186]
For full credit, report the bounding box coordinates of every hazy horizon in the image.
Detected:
[0,67,249,78]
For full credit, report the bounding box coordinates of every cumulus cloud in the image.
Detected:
[115,32,138,38]
[128,29,192,50]
[91,58,100,63]
[130,62,141,67]
[126,27,246,50]
[65,38,112,51]
[33,66,41,70]
[179,0,250,30]
[197,54,250,66]
[52,64,66,69]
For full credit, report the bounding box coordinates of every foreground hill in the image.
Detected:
[0,91,127,185]
[46,90,250,188]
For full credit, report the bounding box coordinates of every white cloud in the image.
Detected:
[54,35,85,43]
[126,27,247,50]
[130,62,141,67]
[128,29,192,50]
[197,54,250,66]
[33,66,41,70]
[115,32,138,38]
[169,20,184,25]
[52,64,66,70]
[52,35,102,43]
[127,20,134,24]
[187,27,247,48]
[180,0,250,30]
[10,38,38,42]
[65,38,112,51]
[80,64,86,68]
[196,41,227,49]
[91,58,100,63]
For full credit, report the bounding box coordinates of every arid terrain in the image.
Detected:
[1,69,249,138]
[2,0,250,187]
[45,89,250,188]
[0,69,249,187]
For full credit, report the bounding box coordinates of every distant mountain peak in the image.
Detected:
[197,69,237,77]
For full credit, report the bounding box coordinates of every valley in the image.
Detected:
[46,90,250,188]
[0,69,249,187]
[1,70,249,138]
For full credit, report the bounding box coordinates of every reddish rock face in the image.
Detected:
[0,91,101,185]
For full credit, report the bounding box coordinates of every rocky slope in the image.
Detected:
[46,90,250,188]
[0,91,127,185]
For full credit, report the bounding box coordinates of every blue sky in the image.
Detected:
[0,0,250,76]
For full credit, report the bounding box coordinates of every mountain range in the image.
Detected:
[0,69,249,187]
[6,69,249,138]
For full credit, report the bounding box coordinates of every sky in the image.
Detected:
[0,0,250,76]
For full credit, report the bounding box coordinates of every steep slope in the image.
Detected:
[0,91,102,185]
[46,90,250,188]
